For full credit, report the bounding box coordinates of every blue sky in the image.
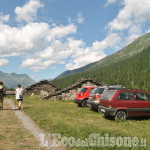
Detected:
[0,0,150,81]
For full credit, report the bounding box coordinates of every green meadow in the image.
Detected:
[10,95,150,150]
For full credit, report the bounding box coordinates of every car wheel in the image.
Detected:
[115,111,127,121]
[82,100,87,108]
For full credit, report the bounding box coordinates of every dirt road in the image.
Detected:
[0,99,54,150]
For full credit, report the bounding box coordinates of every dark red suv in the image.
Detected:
[74,87,95,107]
[99,90,150,120]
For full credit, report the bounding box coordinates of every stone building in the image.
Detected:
[24,80,61,97]
[44,78,101,100]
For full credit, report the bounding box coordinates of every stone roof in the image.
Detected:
[45,78,101,99]
[24,80,61,94]
[25,80,60,89]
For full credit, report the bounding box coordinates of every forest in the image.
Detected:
[51,46,150,93]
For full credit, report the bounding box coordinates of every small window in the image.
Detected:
[118,92,133,100]
[134,92,150,101]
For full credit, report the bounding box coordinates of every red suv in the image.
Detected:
[99,90,150,120]
[74,87,95,107]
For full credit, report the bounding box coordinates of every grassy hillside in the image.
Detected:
[51,46,150,93]
[91,33,150,70]
[56,33,150,79]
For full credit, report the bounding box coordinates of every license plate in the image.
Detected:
[101,109,105,113]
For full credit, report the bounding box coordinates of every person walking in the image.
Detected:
[0,81,6,110]
[15,84,23,110]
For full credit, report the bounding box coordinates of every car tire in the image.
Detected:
[82,100,87,108]
[115,111,127,121]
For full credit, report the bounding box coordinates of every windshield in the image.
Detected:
[79,88,87,93]
[101,91,115,100]
[92,88,104,94]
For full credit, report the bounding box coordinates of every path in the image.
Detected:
[1,99,63,150]
[0,100,41,150]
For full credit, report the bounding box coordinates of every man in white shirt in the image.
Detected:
[15,84,23,110]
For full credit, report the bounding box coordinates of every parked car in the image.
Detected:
[74,87,95,107]
[98,89,150,121]
[87,85,126,111]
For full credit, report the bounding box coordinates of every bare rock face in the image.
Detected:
[23,80,61,96]
[44,78,101,100]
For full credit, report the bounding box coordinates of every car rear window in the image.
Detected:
[92,88,104,94]
[79,88,87,93]
[101,91,115,100]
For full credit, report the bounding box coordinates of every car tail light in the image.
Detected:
[94,94,101,100]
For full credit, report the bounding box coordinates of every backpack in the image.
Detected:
[0,85,4,95]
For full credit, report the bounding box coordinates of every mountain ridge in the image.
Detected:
[56,61,97,79]
[56,33,150,79]
[51,45,150,91]
[51,33,150,91]
[0,71,36,89]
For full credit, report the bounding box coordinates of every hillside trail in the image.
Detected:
[2,99,65,150]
